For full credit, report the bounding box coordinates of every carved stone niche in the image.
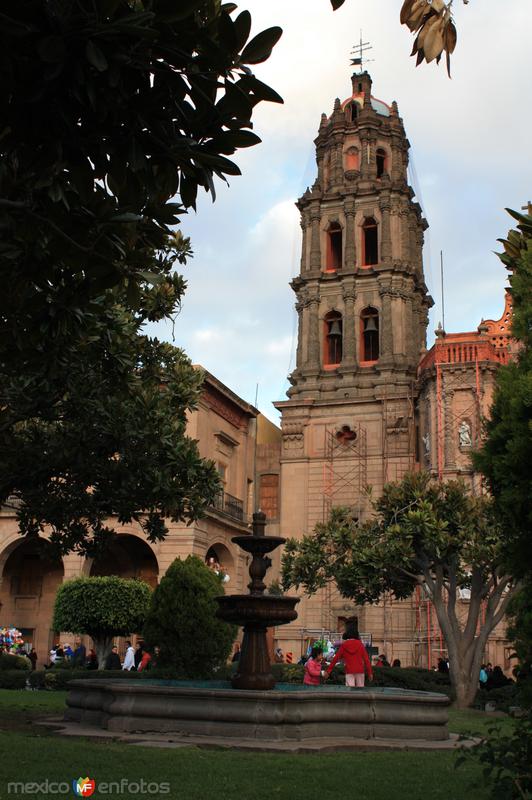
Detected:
[335,425,357,445]
[458,419,472,449]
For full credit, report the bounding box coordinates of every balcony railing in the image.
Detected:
[210,491,244,522]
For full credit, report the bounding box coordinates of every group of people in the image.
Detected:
[44,640,160,671]
[303,623,373,687]
[479,663,513,691]
[120,641,160,672]
[47,641,92,669]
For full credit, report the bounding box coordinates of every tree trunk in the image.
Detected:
[93,636,114,671]
[430,580,516,709]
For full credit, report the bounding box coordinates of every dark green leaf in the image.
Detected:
[240,26,283,65]
[86,40,108,72]
[233,10,252,51]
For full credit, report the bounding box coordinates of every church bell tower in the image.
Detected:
[275,72,433,634]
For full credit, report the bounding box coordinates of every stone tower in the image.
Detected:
[275,72,433,640]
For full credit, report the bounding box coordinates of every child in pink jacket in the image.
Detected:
[303,647,324,686]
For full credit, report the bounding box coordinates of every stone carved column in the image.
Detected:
[379,283,394,359]
[295,295,304,368]
[368,136,377,180]
[316,145,326,190]
[344,202,356,270]
[408,213,417,269]
[307,290,321,368]
[403,295,415,360]
[379,197,392,263]
[342,284,357,363]
[400,205,410,262]
[359,131,370,179]
[444,389,455,467]
[299,211,309,274]
[390,138,403,182]
[309,204,321,271]
[335,139,344,186]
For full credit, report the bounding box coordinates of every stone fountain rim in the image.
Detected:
[66,678,451,704]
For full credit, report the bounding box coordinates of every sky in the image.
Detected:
[148,0,532,424]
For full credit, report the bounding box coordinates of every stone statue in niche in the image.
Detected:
[422,432,430,458]
[458,420,472,448]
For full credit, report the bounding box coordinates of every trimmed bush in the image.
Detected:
[143,556,236,678]
[53,576,152,669]
[475,683,520,712]
[0,653,31,671]
[0,670,28,689]
[371,666,453,696]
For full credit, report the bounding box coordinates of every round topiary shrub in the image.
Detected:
[143,555,236,678]
[52,576,152,669]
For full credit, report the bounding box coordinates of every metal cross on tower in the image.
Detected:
[350,32,373,72]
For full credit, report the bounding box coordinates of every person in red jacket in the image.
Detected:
[138,649,152,672]
[325,625,373,687]
[303,647,324,686]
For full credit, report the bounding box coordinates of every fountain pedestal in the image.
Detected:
[216,512,299,690]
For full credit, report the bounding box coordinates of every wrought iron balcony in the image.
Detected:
[210,491,244,522]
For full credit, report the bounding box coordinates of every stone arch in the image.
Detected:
[89,533,159,589]
[205,542,235,586]
[205,542,234,574]
[0,536,65,662]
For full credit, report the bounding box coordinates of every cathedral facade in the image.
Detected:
[274,71,512,669]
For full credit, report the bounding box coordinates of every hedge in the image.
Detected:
[0,653,31,671]
[0,670,29,689]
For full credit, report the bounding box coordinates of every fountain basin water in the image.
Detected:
[65,679,450,741]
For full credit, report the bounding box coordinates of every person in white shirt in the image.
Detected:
[122,641,135,671]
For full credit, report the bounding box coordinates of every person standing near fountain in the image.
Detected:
[303,647,324,686]
[324,625,373,688]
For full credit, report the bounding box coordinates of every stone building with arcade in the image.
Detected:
[0,369,281,666]
[0,72,515,671]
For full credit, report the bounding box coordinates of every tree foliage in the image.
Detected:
[52,575,152,667]
[0,1,283,553]
[282,472,520,708]
[0,0,283,355]
[474,207,532,580]
[143,555,236,678]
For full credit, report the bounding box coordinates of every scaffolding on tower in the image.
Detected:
[321,424,367,630]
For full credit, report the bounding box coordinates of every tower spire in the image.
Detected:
[350,31,373,73]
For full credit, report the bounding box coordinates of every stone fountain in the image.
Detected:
[216,511,299,690]
[63,512,450,747]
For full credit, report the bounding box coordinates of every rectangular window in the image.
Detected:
[259,474,279,520]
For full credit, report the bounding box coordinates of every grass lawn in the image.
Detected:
[0,690,506,800]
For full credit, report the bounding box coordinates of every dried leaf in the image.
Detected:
[424,20,445,62]
[405,0,429,31]
[400,0,417,25]
[444,20,457,54]
[417,13,441,50]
